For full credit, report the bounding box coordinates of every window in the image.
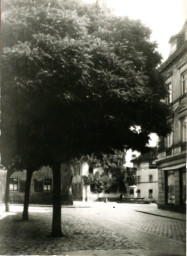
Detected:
[148,189,153,199]
[167,83,172,103]
[182,170,186,204]
[43,179,52,191]
[180,116,187,142]
[149,175,153,182]
[167,171,175,204]
[137,176,141,184]
[9,178,18,191]
[181,71,187,95]
[137,189,141,197]
[165,132,173,147]
[34,179,43,192]
[130,189,134,195]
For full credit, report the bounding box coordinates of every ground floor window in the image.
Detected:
[130,189,134,195]
[149,189,153,199]
[9,178,18,191]
[181,169,186,204]
[167,171,175,204]
[43,179,52,191]
[137,189,141,197]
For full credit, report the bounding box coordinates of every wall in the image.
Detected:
[135,161,158,202]
[9,164,73,204]
[0,169,7,203]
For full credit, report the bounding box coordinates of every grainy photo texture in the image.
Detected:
[0,0,186,255]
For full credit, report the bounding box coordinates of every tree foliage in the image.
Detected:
[2,0,171,167]
[82,150,135,194]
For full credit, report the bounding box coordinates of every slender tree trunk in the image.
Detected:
[51,163,62,237]
[5,169,11,212]
[22,170,33,221]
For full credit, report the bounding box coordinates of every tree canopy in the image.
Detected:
[1,0,171,169]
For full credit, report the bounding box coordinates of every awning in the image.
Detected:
[162,163,186,171]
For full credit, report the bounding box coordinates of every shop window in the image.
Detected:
[149,175,153,182]
[19,180,26,192]
[137,189,141,197]
[148,189,153,198]
[181,71,187,95]
[34,179,43,192]
[9,178,18,191]
[181,170,186,204]
[167,171,175,204]
[43,179,52,191]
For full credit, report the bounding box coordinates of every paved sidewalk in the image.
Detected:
[130,203,186,221]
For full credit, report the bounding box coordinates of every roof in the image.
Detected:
[159,21,187,73]
[131,147,157,163]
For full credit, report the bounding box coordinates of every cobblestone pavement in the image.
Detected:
[0,205,145,255]
[0,203,185,255]
[71,203,185,243]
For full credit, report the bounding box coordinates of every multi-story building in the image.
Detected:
[156,22,187,212]
[131,148,158,202]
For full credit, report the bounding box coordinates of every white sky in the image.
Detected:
[84,0,187,60]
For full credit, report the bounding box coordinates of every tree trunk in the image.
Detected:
[5,169,11,212]
[22,170,33,221]
[51,163,63,237]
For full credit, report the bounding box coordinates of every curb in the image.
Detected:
[135,210,185,221]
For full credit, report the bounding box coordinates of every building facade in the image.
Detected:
[131,149,158,202]
[9,164,74,204]
[156,22,187,212]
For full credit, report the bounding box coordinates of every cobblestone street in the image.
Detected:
[0,203,185,255]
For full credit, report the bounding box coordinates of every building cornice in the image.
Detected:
[159,44,187,73]
[156,152,186,165]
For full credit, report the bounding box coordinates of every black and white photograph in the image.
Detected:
[0,0,186,255]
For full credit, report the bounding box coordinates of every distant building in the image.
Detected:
[156,22,187,212]
[0,165,7,203]
[131,148,158,202]
[8,164,73,205]
[7,161,123,204]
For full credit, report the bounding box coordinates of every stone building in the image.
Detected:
[9,164,73,204]
[156,22,187,212]
[131,149,158,202]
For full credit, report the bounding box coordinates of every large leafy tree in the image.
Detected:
[83,150,135,194]
[1,0,171,236]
